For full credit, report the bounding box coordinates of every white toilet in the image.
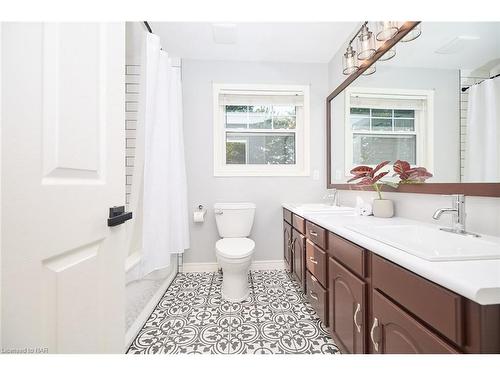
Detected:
[214,202,256,302]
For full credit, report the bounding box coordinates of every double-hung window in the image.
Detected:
[213,84,310,176]
[344,87,434,175]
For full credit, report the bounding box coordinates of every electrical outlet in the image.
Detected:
[313,169,320,180]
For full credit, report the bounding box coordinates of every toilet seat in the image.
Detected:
[216,238,255,259]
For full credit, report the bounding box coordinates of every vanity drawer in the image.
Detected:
[327,233,367,278]
[305,239,327,287]
[292,214,306,234]
[372,290,460,354]
[372,254,464,346]
[305,221,327,249]
[306,270,328,325]
[283,208,292,224]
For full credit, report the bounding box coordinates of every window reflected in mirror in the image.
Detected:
[329,22,500,184]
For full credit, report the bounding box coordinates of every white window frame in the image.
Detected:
[344,87,434,176]
[213,83,310,177]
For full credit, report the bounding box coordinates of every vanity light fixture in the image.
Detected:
[378,46,396,61]
[376,21,399,41]
[342,21,373,76]
[341,21,421,76]
[377,39,396,61]
[357,22,376,60]
[400,22,421,42]
[342,44,359,75]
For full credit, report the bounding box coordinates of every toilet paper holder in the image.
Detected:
[193,205,207,223]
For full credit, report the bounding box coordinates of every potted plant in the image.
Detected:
[348,160,434,218]
[392,160,433,183]
[347,161,394,218]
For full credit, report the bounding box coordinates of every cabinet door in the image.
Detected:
[292,228,306,291]
[283,221,292,272]
[328,258,366,354]
[370,290,459,354]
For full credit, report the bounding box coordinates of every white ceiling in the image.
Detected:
[384,22,500,71]
[149,22,358,63]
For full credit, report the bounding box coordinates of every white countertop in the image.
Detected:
[283,203,500,305]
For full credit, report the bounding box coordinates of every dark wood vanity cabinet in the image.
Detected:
[371,290,459,354]
[306,271,328,323]
[328,257,366,354]
[292,228,306,291]
[305,239,327,286]
[283,210,307,292]
[282,212,500,353]
[370,254,500,354]
[372,254,464,346]
[305,238,329,326]
[283,220,292,273]
[304,221,329,325]
[305,221,327,249]
[327,234,500,354]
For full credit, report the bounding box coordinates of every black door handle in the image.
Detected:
[108,206,133,227]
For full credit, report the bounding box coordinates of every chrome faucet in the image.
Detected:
[432,194,479,237]
[323,189,339,206]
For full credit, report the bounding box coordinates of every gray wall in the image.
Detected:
[182,59,329,263]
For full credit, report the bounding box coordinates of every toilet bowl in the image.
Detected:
[216,238,255,301]
[214,203,256,302]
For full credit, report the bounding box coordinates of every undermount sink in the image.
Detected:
[345,223,500,261]
[287,203,354,213]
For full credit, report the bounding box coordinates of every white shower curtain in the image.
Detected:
[127,32,190,279]
[464,77,500,182]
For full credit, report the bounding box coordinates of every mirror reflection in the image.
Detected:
[330,22,500,184]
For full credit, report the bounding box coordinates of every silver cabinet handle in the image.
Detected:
[309,291,318,300]
[310,274,318,283]
[353,303,361,333]
[309,230,318,237]
[309,256,318,264]
[370,317,379,352]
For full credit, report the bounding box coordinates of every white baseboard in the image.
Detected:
[124,264,178,351]
[182,262,219,273]
[182,259,285,273]
[251,260,285,271]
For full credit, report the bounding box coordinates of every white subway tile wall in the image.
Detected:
[125,64,140,205]
[459,71,489,179]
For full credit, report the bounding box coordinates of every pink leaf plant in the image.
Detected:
[392,160,433,184]
[347,160,433,199]
[347,160,390,200]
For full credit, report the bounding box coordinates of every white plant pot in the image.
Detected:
[372,199,394,218]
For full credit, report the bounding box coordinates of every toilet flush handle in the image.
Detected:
[214,209,224,215]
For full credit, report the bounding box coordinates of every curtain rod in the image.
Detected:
[143,21,153,33]
[462,73,500,92]
[143,21,164,51]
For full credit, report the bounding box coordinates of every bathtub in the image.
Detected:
[124,251,178,349]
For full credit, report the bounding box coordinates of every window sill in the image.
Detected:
[214,168,310,177]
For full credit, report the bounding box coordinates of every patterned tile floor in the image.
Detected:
[128,270,340,354]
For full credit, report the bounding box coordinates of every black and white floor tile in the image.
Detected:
[127,270,340,354]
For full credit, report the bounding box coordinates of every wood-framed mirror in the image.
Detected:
[327,21,500,197]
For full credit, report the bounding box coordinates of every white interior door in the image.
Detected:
[1,23,126,353]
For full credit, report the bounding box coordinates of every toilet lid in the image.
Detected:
[216,238,255,259]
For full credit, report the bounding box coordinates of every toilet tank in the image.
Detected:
[214,202,256,238]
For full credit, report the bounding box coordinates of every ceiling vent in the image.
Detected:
[435,36,480,54]
[212,23,238,44]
